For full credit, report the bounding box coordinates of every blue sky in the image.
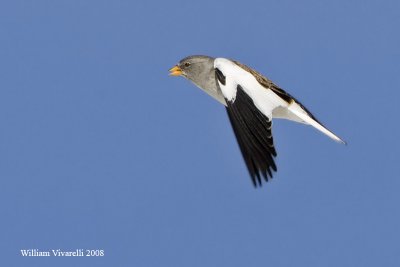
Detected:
[1,1,399,266]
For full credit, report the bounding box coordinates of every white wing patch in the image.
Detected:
[214,58,286,119]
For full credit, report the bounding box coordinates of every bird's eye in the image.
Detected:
[184,62,191,67]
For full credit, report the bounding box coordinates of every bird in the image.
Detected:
[169,55,345,187]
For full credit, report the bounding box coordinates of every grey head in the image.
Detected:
[169,55,226,105]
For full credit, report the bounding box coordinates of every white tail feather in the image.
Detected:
[288,102,346,144]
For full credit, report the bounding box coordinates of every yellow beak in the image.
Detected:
[169,65,183,76]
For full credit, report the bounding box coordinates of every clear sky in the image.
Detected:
[1,1,399,266]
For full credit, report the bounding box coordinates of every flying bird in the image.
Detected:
[169,55,345,187]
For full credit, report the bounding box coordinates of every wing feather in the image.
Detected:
[214,58,281,186]
[225,85,277,186]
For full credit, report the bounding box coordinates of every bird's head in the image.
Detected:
[169,55,215,86]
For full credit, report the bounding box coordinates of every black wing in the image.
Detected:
[224,85,277,187]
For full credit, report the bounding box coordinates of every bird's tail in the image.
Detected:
[288,101,346,144]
